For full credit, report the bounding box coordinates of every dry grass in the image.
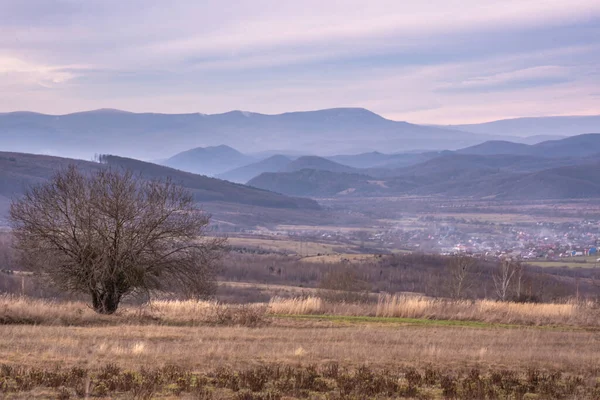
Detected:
[225,236,342,256]
[2,362,599,399]
[299,254,377,263]
[1,321,600,373]
[0,295,268,327]
[2,296,600,397]
[0,295,117,325]
[2,294,599,328]
[268,294,600,326]
[268,296,323,315]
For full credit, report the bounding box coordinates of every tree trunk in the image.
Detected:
[91,289,121,314]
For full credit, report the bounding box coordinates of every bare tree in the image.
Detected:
[493,259,518,301]
[514,262,526,300]
[318,266,371,303]
[10,165,225,314]
[447,255,477,299]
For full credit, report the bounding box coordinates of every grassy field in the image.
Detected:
[298,254,379,263]
[526,255,600,268]
[225,236,348,256]
[1,296,600,398]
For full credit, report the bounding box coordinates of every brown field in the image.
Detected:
[274,225,379,233]
[2,296,600,398]
[2,320,599,373]
[225,236,346,256]
[419,213,581,224]
[299,254,378,264]
[526,256,600,268]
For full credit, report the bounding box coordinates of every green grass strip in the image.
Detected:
[273,313,517,328]
[271,313,597,331]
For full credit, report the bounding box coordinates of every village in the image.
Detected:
[273,217,600,264]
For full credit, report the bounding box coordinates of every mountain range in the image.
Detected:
[245,134,600,200]
[2,108,598,160]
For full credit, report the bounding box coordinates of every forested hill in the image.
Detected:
[0,152,320,214]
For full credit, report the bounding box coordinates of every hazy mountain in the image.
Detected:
[0,108,487,160]
[456,141,533,156]
[163,145,255,176]
[457,133,600,158]
[248,169,382,197]
[248,150,600,200]
[216,155,292,184]
[0,152,319,222]
[533,134,600,157]
[328,151,445,170]
[281,156,357,174]
[491,163,600,200]
[445,115,600,137]
[516,135,566,144]
[327,152,398,168]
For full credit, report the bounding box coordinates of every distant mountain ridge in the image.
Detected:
[444,115,600,137]
[0,107,489,159]
[457,133,600,158]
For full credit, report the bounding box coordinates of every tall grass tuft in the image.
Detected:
[268,294,599,326]
[268,296,323,315]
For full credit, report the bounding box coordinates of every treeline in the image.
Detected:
[220,252,600,303]
[1,232,598,303]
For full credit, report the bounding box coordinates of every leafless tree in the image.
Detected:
[318,266,371,303]
[10,165,225,314]
[493,259,518,301]
[514,262,526,299]
[447,255,478,299]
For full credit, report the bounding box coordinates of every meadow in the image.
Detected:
[1,295,600,398]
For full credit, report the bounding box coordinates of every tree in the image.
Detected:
[447,255,477,299]
[318,266,371,303]
[493,259,518,301]
[10,165,225,314]
[513,262,526,300]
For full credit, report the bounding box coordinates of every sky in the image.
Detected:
[0,0,599,124]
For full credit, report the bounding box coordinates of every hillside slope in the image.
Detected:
[492,163,600,200]
[248,169,385,197]
[163,145,255,176]
[248,153,600,200]
[281,156,357,174]
[216,155,292,184]
[0,152,320,218]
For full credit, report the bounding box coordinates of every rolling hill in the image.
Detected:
[247,150,600,200]
[216,155,359,184]
[457,134,600,158]
[248,169,383,197]
[162,145,255,176]
[0,152,320,223]
[281,156,357,174]
[492,163,600,200]
[327,151,440,169]
[216,155,292,183]
[0,108,487,160]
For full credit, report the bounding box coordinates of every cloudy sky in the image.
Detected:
[1,0,599,124]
